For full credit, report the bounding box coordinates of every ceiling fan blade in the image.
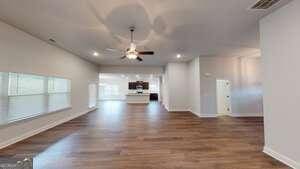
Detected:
[136,56,143,62]
[105,48,120,52]
[120,56,126,60]
[138,51,154,55]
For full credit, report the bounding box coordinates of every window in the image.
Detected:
[99,83,122,100]
[103,85,119,97]
[8,73,46,121]
[0,72,71,125]
[89,83,97,108]
[149,78,160,93]
[8,73,45,96]
[48,77,71,112]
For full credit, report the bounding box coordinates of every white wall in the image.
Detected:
[200,57,239,117]
[162,63,189,111]
[200,56,263,117]
[162,59,201,114]
[237,57,263,116]
[260,1,300,168]
[162,70,170,110]
[162,56,261,117]
[187,57,201,116]
[0,20,99,148]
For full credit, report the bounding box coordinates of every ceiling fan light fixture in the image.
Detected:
[119,27,154,62]
[129,43,136,51]
[126,50,138,59]
[127,54,137,59]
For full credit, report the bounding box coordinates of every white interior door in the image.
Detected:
[216,79,232,115]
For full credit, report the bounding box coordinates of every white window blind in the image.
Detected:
[0,72,71,125]
[8,73,45,96]
[8,73,46,121]
[48,77,71,112]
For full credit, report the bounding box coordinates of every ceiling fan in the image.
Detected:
[117,26,154,62]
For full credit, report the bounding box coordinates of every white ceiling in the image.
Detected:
[0,0,291,66]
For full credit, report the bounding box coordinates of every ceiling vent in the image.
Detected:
[48,38,56,43]
[251,0,281,9]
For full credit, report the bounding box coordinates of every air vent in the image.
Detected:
[48,38,56,43]
[251,0,281,9]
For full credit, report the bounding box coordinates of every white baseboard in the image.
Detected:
[168,109,189,112]
[199,114,217,118]
[188,110,201,118]
[187,109,200,117]
[263,146,299,169]
[229,113,263,117]
[165,106,189,112]
[162,103,169,111]
[0,108,97,150]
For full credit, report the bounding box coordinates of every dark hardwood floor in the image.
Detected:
[0,101,289,169]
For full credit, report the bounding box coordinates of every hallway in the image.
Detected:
[0,101,289,169]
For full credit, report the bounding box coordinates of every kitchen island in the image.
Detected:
[126,93,150,104]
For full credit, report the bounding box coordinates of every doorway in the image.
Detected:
[88,83,98,108]
[216,79,232,116]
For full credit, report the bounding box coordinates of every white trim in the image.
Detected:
[188,109,201,118]
[187,108,217,118]
[0,108,97,150]
[162,104,190,113]
[229,113,263,117]
[263,146,299,169]
[0,107,72,128]
[162,103,169,111]
[199,114,218,118]
[168,109,189,112]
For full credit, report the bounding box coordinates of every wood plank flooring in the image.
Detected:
[0,101,289,169]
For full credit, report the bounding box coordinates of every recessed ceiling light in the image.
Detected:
[176,54,182,58]
[93,52,99,57]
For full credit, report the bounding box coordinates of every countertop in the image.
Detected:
[126,93,150,96]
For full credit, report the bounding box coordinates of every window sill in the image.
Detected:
[0,107,72,129]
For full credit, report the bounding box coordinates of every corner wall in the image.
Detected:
[162,58,201,115]
[187,57,201,116]
[260,0,300,168]
[0,20,99,148]
[161,56,262,118]
[200,56,263,117]
[163,63,189,111]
